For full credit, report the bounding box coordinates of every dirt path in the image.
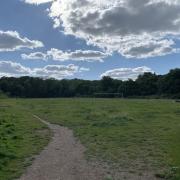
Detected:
[18,116,159,180]
[19,115,106,180]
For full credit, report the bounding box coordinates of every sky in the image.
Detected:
[0,0,180,80]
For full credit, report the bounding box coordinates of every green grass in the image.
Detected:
[0,99,51,180]
[1,98,180,179]
[15,98,180,179]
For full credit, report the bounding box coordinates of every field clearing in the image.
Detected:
[0,98,180,179]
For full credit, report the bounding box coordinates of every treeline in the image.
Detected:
[0,68,179,98]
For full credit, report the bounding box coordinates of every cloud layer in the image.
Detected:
[101,66,153,80]
[43,0,180,59]
[0,61,87,79]
[0,60,151,80]
[0,30,43,52]
[21,52,48,61]
[24,0,53,5]
[22,49,108,62]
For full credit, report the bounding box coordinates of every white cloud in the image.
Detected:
[0,61,87,79]
[101,66,154,81]
[43,0,180,59]
[0,30,43,52]
[21,52,48,61]
[21,48,109,62]
[24,0,54,5]
[34,64,79,79]
[0,61,31,77]
[120,39,177,59]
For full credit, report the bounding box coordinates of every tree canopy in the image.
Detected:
[0,68,179,98]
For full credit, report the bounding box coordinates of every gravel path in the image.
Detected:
[19,115,106,180]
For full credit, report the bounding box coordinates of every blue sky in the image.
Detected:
[0,0,180,80]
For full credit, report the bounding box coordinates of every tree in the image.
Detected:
[0,68,179,98]
[136,73,158,96]
[158,69,180,97]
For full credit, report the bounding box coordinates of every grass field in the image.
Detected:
[0,98,180,179]
[0,99,50,180]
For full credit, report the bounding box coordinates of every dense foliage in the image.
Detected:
[0,68,179,98]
